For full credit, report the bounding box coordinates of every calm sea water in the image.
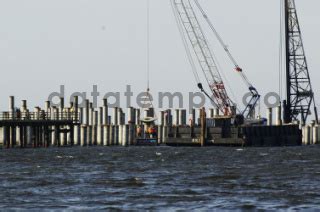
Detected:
[1,146,320,210]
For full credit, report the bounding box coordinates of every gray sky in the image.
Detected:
[0,0,319,116]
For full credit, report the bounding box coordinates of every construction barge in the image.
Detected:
[165,125,301,147]
[0,96,313,149]
[165,111,302,147]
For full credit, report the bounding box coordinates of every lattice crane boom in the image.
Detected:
[193,0,260,119]
[172,0,234,115]
[283,0,318,124]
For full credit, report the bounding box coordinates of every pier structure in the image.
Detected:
[0,96,318,148]
[0,96,79,148]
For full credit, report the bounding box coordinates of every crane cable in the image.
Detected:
[194,0,252,89]
[143,0,157,119]
[147,0,150,91]
[279,0,284,102]
[170,0,201,84]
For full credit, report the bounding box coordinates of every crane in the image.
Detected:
[171,0,234,116]
[282,0,318,124]
[171,0,260,119]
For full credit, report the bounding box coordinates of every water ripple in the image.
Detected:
[0,146,320,210]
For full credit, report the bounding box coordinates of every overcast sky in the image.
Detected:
[0,0,319,117]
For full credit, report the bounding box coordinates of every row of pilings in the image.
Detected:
[0,96,212,148]
[302,122,320,145]
[266,105,320,145]
[1,96,318,148]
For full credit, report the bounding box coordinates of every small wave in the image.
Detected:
[260,153,269,156]
[112,177,146,187]
[55,155,74,159]
[241,204,257,210]
[200,174,241,182]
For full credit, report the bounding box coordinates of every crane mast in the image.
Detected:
[283,0,318,124]
[172,0,234,116]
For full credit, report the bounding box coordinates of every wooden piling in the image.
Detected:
[85,100,90,126]
[175,109,180,126]
[117,108,123,125]
[56,126,61,147]
[103,125,109,146]
[304,126,311,145]
[22,126,27,148]
[92,125,97,146]
[158,125,163,144]
[74,125,80,145]
[10,126,16,148]
[87,126,92,146]
[81,125,87,146]
[108,125,113,145]
[32,127,36,148]
[70,125,74,146]
[74,96,79,122]
[3,126,8,148]
[200,107,206,147]
[179,109,187,126]
[119,125,123,145]
[61,127,67,146]
[114,125,119,145]
[93,111,98,145]
[113,107,118,125]
[128,124,135,145]
[97,125,103,146]
[135,108,140,125]
[102,99,108,125]
[121,125,126,146]
[27,126,32,147]
[44,126,50,147]
[209,108,214,118]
